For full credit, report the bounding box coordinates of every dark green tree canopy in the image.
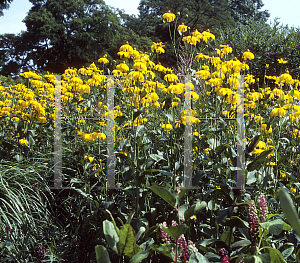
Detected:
[229,0,270,25]
[1,0,126,74]
[0,0,13,16]
[135,0,236,39]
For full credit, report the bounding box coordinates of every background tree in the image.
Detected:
[0,0,13,16]
[0,0,153,75]
[119,0,270,69]
[229,0,270,26]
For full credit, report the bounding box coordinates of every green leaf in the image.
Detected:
[241,253,270,263]
[178,204,188,220]
[281,244,294,259]
[195,201,207,214]
[246,135,260,153]
[129,250,149,263]
[95,245,111,263]
[268,219,284,235]
[178,188,190,199]
[161,225,188,241]
[149,153,166,162]
[224,216,249,228]
[74,188,90,198]
[279,188,300,238]
[184,204,196,221]
[189,252,210,263]
[246,171,257,185]
[103,220,119,254]
[149,185,176,207]
[283,222,291,231]
[264,247,286,263]
[151,243,183,259]
[231,239,251,248]
[220,230,234,247]
[127,243,142,258]
[106,209,119,235]
[117,224,136,257]
[247,149,274,171]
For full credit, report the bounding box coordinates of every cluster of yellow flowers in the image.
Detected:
[2,9,300,181]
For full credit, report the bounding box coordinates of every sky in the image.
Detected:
[0,0,299,35]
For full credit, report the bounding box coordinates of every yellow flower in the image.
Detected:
[151,42,165,54]
[270,107,286,117]
[291,129,300,138]
[243,50,255,60]
[290,188,297,193]
[280,172,286,178]
[195,70,210,79]
[161,123,173,132]
[84,155,94,162]
[19,139,28,146]
[119,149,128,156]
[278,72,293,85]
[162,11,176,23]
[133,62,147,72]
[203,148,211,154]
[216,185,221,189]
[190,215,197,220]
[278,58,288,64]
[177,23,188,32]
[119,42,133,53]
[116,62,129,73]
[98,54,109,64]
[164,74,178,82]
[261,124,272,134]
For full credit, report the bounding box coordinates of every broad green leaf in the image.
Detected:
[246,135,260,153]
[103,220,119,254]
[296,247,300,261]
[189,252,210,263]
[149,185,176,207]
[247,149,274,171]
[117,224,136,257]
[279,188,300,238]
[241,254,270,263]
[74,188,90,198]
[151,244,183,259]
[220,230,234,247]
[95,245,111,263]
[130,250,149,263]
[178,204,188,220]
[161,225,188,241]
[283,222,291,231]
[135,227,145,242]
[224,216,249,228]
[268,219,284,236]
[106,209,119,234]
[127,243,142,258]
[195,201,207,214]
[231,239,251,248]
[125,211,135,225]
[281,244,294,259]
[178,188,190,199]
[246,171,257,185]
[264,247,286,263]
[184,204,196,221]
[149,154,166,162]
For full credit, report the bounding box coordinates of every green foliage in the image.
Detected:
[215,18,300,90]
[0,0,13,16]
